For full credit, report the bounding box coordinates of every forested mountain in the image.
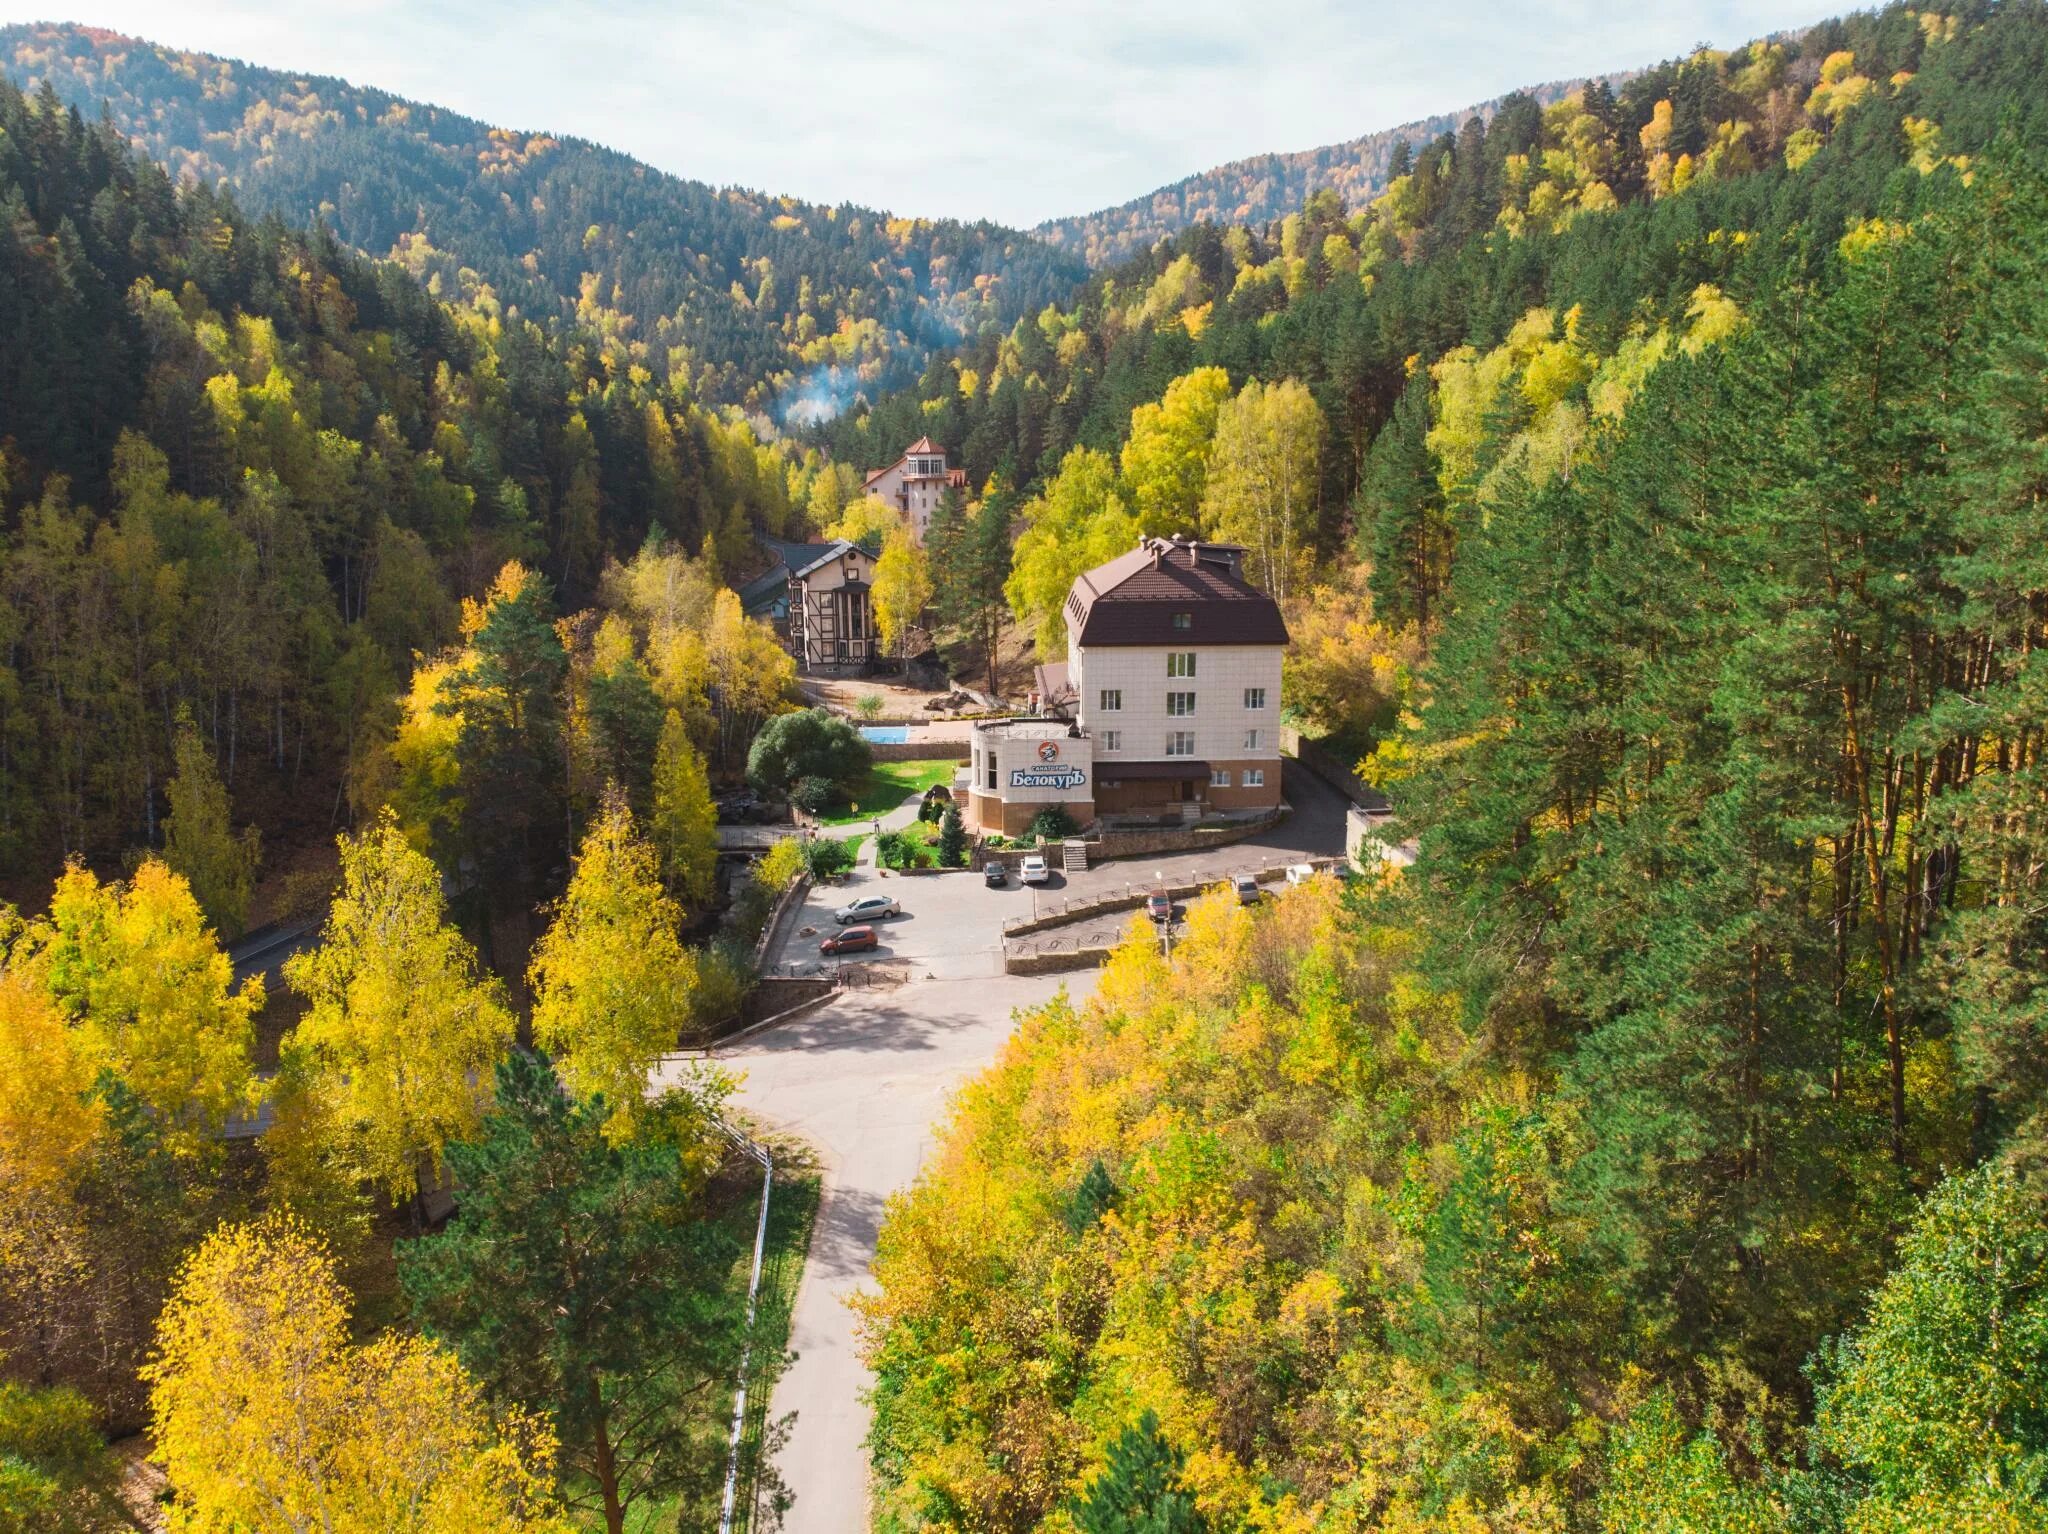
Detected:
[1032,73,1623,268]
[0,70,813,892]
[0,22,1088,418]
[852,4,2048,1527]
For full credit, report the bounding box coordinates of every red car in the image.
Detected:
[1144,891,1173,923]
[820,925,878,956]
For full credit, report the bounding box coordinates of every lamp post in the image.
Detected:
[1157,869,1170,960]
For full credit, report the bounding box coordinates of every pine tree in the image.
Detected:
[399,1051,743,1534]
[1069,1412,1206,1534]
[937,802,967,867]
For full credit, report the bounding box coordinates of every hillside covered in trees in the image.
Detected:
[0,22,1089,418]
[1032,73,1623,269]
[0,68,832,895]
[848,3,2048,1528]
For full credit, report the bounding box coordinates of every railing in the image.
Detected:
[712,1118,774,1534]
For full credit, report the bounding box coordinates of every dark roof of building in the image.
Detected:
[790,540,862,579]
[1064,536,1289,648]
[737,565,794,615]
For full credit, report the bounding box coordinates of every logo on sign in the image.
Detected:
[1038,740,1060,763]
[1009,766,1086,792]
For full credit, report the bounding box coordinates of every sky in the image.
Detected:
[0,1,1835,227]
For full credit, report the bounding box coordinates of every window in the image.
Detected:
[1244,768,1265,787]
[1244,687,1266,710]
[1099,689,1122,712]
[1210,768,1232,788]
[1167,652,1197,678]
[1243,728,1261,750]
[1166,731,1196,758]
[1167,691,1197,717]
[1099,730,1122,753]
[1171,611,1192,631]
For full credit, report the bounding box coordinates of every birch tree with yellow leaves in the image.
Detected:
[146,1216,567,1533]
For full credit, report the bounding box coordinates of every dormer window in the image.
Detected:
[1171,612,1192,630]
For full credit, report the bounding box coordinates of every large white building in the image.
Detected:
[966,536,1288,835]
[861,436,967,542]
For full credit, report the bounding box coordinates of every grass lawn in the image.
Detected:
[817,759,960,826]
[608,1153,822,1533]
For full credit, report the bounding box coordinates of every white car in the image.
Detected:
[1018,855,1051,885]
[833,894,900,925]
[1285,863,1319,886]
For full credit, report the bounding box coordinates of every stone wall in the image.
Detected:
[1004,944,1116,975]
[751,873,813,970]
[1282,727,1390,813]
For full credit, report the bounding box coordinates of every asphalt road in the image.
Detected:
[654,968,1094,1532]
[669,760,1352,1531]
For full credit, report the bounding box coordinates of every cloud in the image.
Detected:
[0,0,1832,224]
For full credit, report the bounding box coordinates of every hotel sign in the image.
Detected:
[1009,765,1086,791]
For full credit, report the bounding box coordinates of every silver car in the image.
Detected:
[833,894,900,924]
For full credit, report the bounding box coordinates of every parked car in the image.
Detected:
[1144,890,1173,923]
[819,925,878,955]
[1285,863,1319,886]
[983,861,1008,888]
[1232,873,1261,906]
[1018,855,1051,885]
[834,894,900,925]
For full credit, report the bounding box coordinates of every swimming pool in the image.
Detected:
[858,725,910,744]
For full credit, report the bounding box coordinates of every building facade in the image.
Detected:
[966,536,1289,834]
[783,540,875,670]
[861,435,968,542]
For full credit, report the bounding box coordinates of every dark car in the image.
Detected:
[820,925,878,956]
[983,861,1007,888]
[1144,891,1173,923]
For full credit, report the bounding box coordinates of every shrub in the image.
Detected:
[804,838,858,879]
[855,693,885,721]
[747,708,871,795]
[790,776,837,815]
[688,940,755,1036]
[1029,807,1079,842]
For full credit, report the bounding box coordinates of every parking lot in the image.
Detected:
[763,760,1354,978]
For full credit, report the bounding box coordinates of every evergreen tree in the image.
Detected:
[937,802,967,867]
[398,1051,743,1534]
[1070,1412,1206,1534]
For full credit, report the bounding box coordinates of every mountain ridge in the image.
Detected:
[1033,72,1638,266]
[0,21,1088,415]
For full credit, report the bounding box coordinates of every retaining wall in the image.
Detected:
[1004,944,1116,975]
[867,741,971,764]
[1090,805,1287,863]
[751,873,813,971]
